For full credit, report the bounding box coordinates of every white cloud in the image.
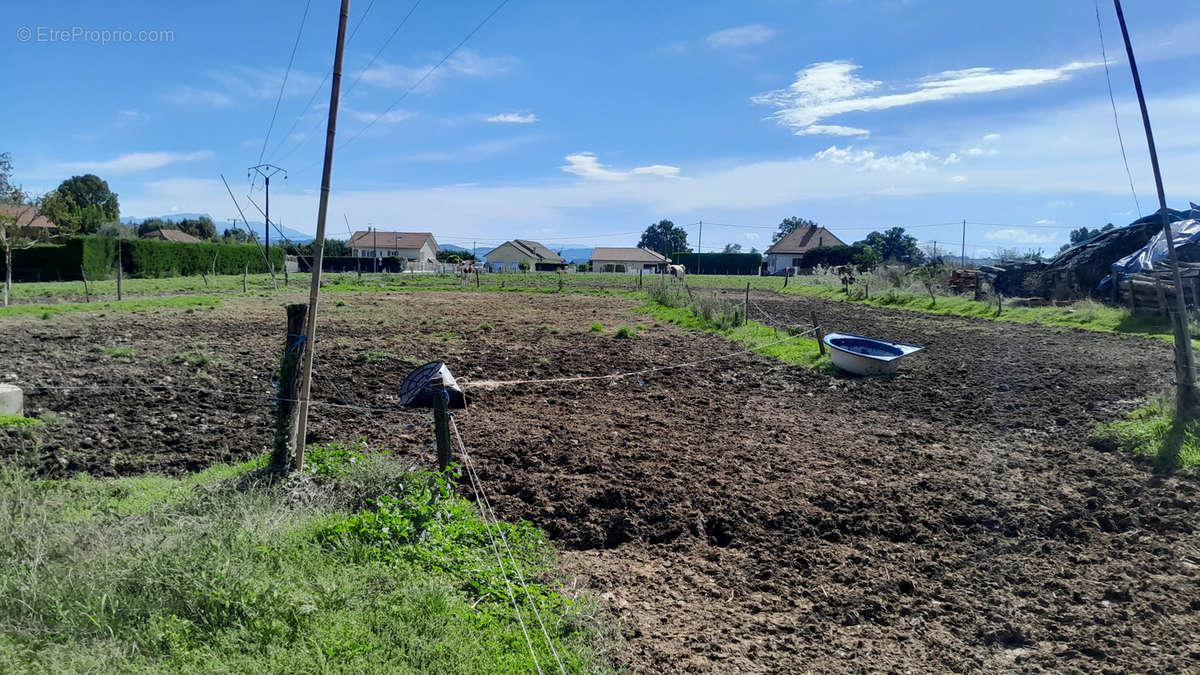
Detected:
[745,232,760,240]
[706,24,778,49]
[943,153,961,165]
[61,151,213,175]
[1035,219,1055,224]
[814,146,939,172]
[1049,200,1075,207]
[113,110,150,126]
[982,133,1001,142]
[359,49,515,92]
[951,175,967,182]
[162,86,232,107]
[486,113,538,124]
[561,153,681,181]
[984,228,1059,244]
[796,124,869,137]
[752,59,1098,136]
[352,109,415,124]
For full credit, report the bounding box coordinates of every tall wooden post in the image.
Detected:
[272,303,307,473]
[80,266,89,303]
[431,378,452,471]
[243,262,249,292]
[116,243,123,301]
[292,0,350,471]
[744,282,750,325]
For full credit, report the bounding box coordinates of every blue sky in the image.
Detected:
[5,0,1200,257]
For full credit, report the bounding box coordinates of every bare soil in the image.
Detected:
[2,291,1197,672]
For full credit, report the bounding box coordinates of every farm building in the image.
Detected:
[590,247,670,273]
[347,231,439,263]
[483,240,567,272]
[141,228,202,243]
[0,203,58,238]
[765,225,846,275]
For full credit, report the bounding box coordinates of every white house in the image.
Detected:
[483,240,567,272]
[346,231,439,262]
[764,225,846,275]
[589,247,670,273]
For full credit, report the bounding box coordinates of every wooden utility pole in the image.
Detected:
[291,0,350,471]
[1113,0,1199,419]
[961,220,967,267]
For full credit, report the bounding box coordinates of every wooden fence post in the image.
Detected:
[431,377,452,471]
[1155,279,1168,318]
[243,262,249,293]
[639,268,643,289]
[80,266,89,303]
[744,282,750,325]
[271,303,308,473]
[116,250,123,301]
[811,311,826,355]
[1127,279,1136,313]
[1192,278,1200,312]
[784,272,789,288]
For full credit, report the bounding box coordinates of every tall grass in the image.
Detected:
[0,451,615,673]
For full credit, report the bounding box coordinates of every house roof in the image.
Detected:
[143,229,202,243]
[0,203,57,230]
[486,239,565,263]
[590,247,671,263]
[346,230,439,251]
[765,226,846,254]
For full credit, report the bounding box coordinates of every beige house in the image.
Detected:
[764,225,846,274]
[590,247,670,273]
[483,240,566,272]
[347,231,439,262]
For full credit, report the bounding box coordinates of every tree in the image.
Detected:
[773,216,820,243]
[0,188,40,307]
[0,152,13,199]
[173,216,217,240]
[853,245,882,273]
[437,249,477,263]
[42,174,119,234]
[721,242,743,253]
[749,246,759,255]
[222,228,259,244]
[1068,223,1115,246]
[96,222,136,239]
[638,219,690,257]
[854,227,924,265]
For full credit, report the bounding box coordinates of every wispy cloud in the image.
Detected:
[561,153,681,181]
[359,49,515,92]
[61,151,213,175]
[984,228,1059,244]
[486,112,538,124]
[399,136,541,163]
[351,109,415,124]
[706,24,778,49]
[161,66,322,108]
[752,59,1099,136]
[162,86,233,107]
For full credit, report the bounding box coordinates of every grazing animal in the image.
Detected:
[556,268,568,275]
[668,264,687,281]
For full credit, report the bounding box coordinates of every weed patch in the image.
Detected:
[1092,395,1200,469]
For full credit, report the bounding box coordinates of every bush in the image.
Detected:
[614,326,636,339]
[2,237,285,281]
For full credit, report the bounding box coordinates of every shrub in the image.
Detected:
[614,326,635,339]
[589,322,603,332]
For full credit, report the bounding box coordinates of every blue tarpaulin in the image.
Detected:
[1098,206,1200,291]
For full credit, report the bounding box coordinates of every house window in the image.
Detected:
[792,258,802,267]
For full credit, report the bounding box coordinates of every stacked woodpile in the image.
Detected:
[1111,261,1200,315]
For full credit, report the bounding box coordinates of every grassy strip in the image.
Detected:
[777,283,1184,343]
[8,273,285,300]
[0,295,222,318]
[1092,396,1200,469]
[0,414,42,430]
[0,446,614,673]
[635,301,829,369]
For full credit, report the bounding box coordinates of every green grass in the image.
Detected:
[589,322,603,333]
[0,450,615,673]
[0,414,42,430]
[1092,395,1200,470]
[354,350,395,364]
[477,322,492,331]
[100,346,135,359]
[0,295,222,318]
[614,326,636,339]
[637,301,827,368]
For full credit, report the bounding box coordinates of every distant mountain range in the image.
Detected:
[121,213,315,244]
[441,243,594,263]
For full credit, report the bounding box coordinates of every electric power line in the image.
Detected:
[1095,0,1143,217]
[259,0,313,165]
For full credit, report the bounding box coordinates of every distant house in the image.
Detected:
[590,247,670,274]
[346,231,439,262]
[0,203,58,238]
[483,240,566,272]
[764,225,846,275]
[142,228,202,243]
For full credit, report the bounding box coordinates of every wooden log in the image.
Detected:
[1128,279,1136,313]
[1156,279,1169,317]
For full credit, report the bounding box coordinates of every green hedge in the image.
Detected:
[799,244,866,269]
[670,252,763,275]
[2,237,284,281]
